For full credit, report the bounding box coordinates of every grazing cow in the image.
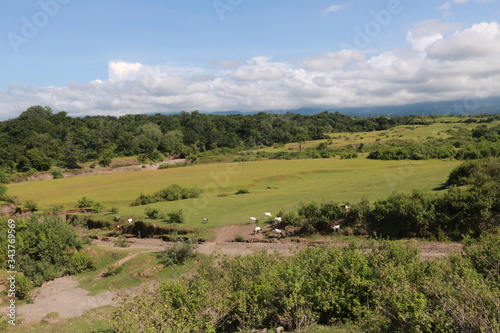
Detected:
[115,224,123,231]
[202,218,208,223]
[332,224,341,232]
[249,217,258,223]
[114,216,120,222]
[264,212,272,218]
[254,226,262,234]
[273,217,282,223]
[341,205,350,217]
[127,218,133,224]
[273,229,283,236]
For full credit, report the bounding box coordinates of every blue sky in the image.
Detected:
[1,0,500,119]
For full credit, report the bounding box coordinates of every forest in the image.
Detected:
[0,105,476,174]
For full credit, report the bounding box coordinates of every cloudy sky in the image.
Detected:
[1,0,500,119]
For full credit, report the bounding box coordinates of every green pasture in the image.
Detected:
[7,157,461,229]
[253,121,500,152]
[75,247,197,295]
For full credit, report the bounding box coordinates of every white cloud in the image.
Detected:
[324,2,353,14]
[406,19,459,51]
[296,50,365,71]
[1,21,500,119]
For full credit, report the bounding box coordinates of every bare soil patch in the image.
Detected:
[16,276,118,323]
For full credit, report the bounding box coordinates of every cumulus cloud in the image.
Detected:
[296,50,365,71]
[1,21,500,119]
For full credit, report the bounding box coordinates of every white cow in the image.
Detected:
[249,217,258,223]
[332,224,341,232]
[273,217,282,223]
[254,226,262,234]
[264,212,272,218]
[273,229,283,236]
[341,205,350,217]
[127,218,133,224]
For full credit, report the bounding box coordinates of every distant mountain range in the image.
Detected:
[206,97,500,117]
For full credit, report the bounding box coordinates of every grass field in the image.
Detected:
[252,121,500,152]
[7,157,461,229]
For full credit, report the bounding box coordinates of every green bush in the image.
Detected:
[464,229,500,284]
[0,172,10,184]
[235,189,250,194]
[93,202,104,213]
[111,240,500,333]
[76,196,94,208]
[15,274,34,302]
[0,216,90,287]
[67,251,95,274]
[167,209,185,224]
[24,199,38,211]
[144,206,165,219]
[131,184,201,206]
[156,242,196,266]
[51,169,63,179]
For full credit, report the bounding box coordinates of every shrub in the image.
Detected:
[131,185,201,206]
[0,172,10,184]
[235,188,250,194]
[24,199,38,211]
[76,196,94,208]
[49,204,63,214]
[93,202,104,213]
[15,274,34,302]
[99,156,112,167]
[464,229,500,284]
[369,190,437,238]
[156,242,197,266]
[144,207,165,219]
[3,216,86,286]
[67,251,95,274]
[0,184,7,201]
[167,210,185,224]
[52,169,63,179]
[109,206,119,214]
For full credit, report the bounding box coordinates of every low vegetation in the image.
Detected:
[131,184,201,206]
[111,233,500,332]
[0,216,95,299]
[156,242,197,266]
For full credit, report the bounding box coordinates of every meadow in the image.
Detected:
[7,157,461,230]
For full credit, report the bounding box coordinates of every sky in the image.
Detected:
[1,0,500,119]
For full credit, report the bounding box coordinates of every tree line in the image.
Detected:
[0,105,443,174]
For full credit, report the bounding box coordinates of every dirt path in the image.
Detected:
[17,276,118,323]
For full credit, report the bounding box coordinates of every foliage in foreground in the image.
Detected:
[156,242,197,266]
[0,216,95,298]
[111,233,500,332]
